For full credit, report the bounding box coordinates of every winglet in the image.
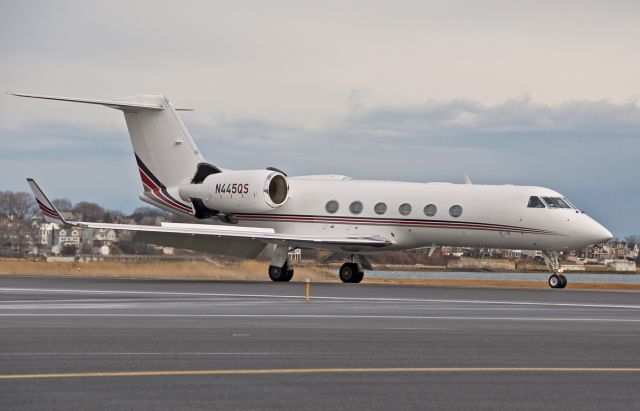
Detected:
[26,178,70,225]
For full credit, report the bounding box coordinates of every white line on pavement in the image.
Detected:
[1,287,640,310]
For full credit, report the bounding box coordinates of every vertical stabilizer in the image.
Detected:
[11,92,217,215]
[121,95,204,189]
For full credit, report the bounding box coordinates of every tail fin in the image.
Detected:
[12,93,221,215]
[120,94,207,188]
[26,178,70,225]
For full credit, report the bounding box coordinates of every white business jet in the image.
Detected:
[14,93,612,288]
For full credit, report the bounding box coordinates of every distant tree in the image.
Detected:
[72,202,105,221]
[0,191,35,220]
[625,235,639,247]
[52,198,73,211]
[109,245,123,255]
[118,240,153,255]
[80,242,93,255]
[102,210,124,224]
[129,207,171,224]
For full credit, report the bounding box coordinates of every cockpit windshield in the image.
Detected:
[542,197,572,209]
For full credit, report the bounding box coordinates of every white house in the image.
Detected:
[57,227,82,247]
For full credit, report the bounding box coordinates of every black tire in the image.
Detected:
[283,269,294,282]
[351,270,364,283]
[548,274,561,289]
[339,263,363,283]
[268,263,290,282]
[559,274,567,289]
[339,263,356,283]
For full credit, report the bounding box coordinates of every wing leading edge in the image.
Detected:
[26,179,393,255]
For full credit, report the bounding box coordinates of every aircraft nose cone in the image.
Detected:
[591,222,613,245]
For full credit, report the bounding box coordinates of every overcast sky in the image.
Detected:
[1,0,638,236]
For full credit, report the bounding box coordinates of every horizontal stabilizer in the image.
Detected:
[10,92,166,111]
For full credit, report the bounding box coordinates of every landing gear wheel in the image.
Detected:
[283,269,294,282]
[559,274,567,289]
[269,263,293,282]
[351,270,364,284]
[339,263,364,283]
[548,274,562,289]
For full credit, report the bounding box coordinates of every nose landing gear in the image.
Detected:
[542,251,567,289]
[548,273,567,289]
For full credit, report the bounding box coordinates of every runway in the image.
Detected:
[2,276,640,410]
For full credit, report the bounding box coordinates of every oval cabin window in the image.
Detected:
[374,202,387,215]
[449,205,463,218]
[423,204,437,217]
[399,203,412,216]
[325,200,339,214]
[349,201,363,214]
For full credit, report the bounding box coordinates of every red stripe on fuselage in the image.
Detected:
[235,214,557,235]
[39,206,59,219]
[138,168,192,214]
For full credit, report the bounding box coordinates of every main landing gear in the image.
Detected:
[339,262,364,283]
[268,244,294,282]
[268,262,294,282]
[542,251,567,289]
[338,255,371,283]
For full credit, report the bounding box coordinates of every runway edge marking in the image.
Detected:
[3,367,640,380]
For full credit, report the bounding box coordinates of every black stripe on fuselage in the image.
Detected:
[35,198,58,216]
[135,154,164,189]
[134,154,192,210]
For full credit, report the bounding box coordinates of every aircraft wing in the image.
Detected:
[27,179,392,256]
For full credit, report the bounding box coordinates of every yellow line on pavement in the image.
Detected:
[2,367,640,380]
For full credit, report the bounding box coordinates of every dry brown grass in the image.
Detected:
[1,260,638,291]
[0,260,337,282]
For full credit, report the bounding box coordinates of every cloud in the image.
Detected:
[2,1,639,129]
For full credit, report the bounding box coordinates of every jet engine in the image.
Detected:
[178,170,289,217]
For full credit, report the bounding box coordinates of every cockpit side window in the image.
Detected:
[542,197,572,209]
[527,196,546,208]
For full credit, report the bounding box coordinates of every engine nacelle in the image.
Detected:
[178,170,289,215]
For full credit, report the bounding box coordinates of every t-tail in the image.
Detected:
[11,92,222,216]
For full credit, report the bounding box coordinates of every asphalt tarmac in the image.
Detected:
[1,276,640,410]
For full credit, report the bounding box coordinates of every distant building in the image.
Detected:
[90,228,119,246]
[36,222,57,246]
[57,227,82,247]
[440,246,465,257]
[578,240,639,263]
[288,248,302,262]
